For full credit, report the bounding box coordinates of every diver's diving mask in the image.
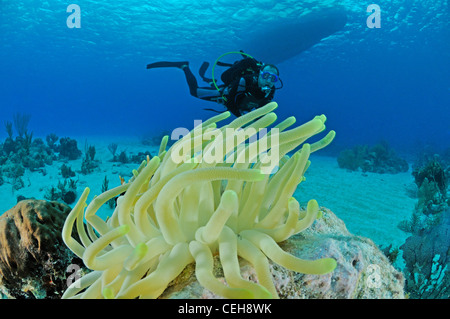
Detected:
[260,71,279,83]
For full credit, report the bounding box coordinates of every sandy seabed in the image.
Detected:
[0,135,417,269]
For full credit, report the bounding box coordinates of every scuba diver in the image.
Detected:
[146,52,282,117]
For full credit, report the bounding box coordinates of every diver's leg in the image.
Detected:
[147,61,221,101]
[180,65,200,97]
[196,88,222,100]
[177,65,224,103]
[147,61,198,97]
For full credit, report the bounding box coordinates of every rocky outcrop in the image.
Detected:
[0,200,82,299]
[161,207,405,299]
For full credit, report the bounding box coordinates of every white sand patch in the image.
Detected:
[296,154,416,248]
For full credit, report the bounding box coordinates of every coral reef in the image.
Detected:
[60,163,76,179]
[1,137,54,171]
[162,207,405,299]
[379,244,400,265]
[113,149,153,164]
[337,141,408,174]
[57,137,82,160]
[108,143,118,160]
[129,151,153,164]
[101,176,117,209]
[398,155,450,234]
[62,102,338,299]
[412,155,449,216]
[43,179,78,205]
[399,154,449,298]
[1,115,55,178]
[81,143,99,174]
[0,117,87,203]
[12,112,31,138]
[0,200,84,299]
[0,120,83,191]
[107,141,153,164]
[0,135,55,191]
[45,133,59,151]
[400,210,449,299]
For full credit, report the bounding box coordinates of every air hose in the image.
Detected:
[211,51,256,100]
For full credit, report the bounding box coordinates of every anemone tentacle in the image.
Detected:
[61,102,337,299]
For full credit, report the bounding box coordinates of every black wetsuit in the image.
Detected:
[181,67,275,117]
[146,60,275,117]
[223,74,275,117]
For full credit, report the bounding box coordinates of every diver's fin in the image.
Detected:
[146,61,189,69]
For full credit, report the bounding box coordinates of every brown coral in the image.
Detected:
[0,200,81,298]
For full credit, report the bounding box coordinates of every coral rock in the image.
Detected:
[0,200,82,299]
[400,210,449,299]
[161,208,405,299]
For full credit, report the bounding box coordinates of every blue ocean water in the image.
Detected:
[1,0,448,153]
